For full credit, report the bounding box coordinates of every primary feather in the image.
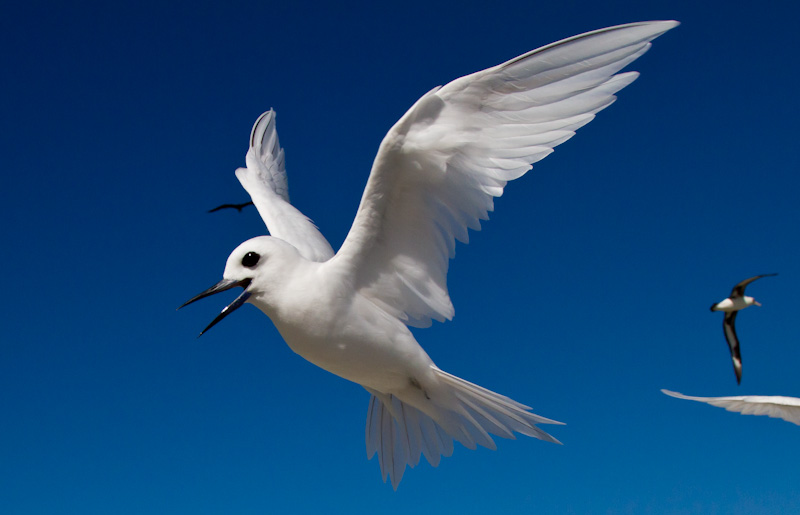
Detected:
[236,110,335,262]
[333,21,679,328]
[662,390,800,426]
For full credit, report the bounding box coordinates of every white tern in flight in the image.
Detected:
[182,21,678,488]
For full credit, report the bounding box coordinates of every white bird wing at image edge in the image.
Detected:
[662,390,800,426]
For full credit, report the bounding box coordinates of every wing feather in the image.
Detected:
[333,21,677,326]
[662,390,800,426]
[722,311,743,383]
[235,110,335,262]
[730,273,777,298]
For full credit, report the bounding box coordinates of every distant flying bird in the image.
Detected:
[180,21,678,488]
[208,201,254,213]
[710,274,777,384]
[662,390,800,426]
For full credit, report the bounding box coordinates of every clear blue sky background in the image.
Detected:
[2,1,799,513]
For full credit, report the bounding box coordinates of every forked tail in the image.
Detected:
[365,367,563,489]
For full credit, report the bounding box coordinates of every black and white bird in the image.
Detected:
[710,274,777,384]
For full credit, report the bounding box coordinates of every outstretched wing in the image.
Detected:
[333,21,678,327]
[235,110,334,262]
[730,273,777,298]
[662,390,800,426]
[722,311,743,384]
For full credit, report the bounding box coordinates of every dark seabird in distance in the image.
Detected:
[710,273,777,384]
[208,201,254,213]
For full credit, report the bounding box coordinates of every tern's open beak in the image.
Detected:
[179,278,252,336]
[754,300,762,307]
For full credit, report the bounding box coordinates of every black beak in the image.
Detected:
[179,278,252,336]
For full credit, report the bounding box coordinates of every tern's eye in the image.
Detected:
[241,252,261,268]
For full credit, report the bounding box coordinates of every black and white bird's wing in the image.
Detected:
[662,390,800,426]
[333,21,678,327]
[723,311,743,384]
[236,110,335,262]
[730,273,777,298]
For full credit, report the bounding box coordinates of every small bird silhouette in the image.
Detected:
[208,201,254,213]
[710,274,777,384]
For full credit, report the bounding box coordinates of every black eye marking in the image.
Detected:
[241,251,260,268]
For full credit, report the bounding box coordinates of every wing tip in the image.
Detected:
[249,108,276,148]
[661,389,687,400]
[620,20,680,37]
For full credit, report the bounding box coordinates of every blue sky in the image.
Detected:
[2,0,800,513]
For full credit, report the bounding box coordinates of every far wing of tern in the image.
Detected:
[236,110,334,262]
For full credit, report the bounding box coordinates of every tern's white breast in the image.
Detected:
[254,275,434,392]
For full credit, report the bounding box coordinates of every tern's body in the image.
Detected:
[243,240,433,392]
[182,21,679,488]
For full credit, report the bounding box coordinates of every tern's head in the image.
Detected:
[179,236,301,336]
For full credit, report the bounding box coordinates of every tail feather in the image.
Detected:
[454,390,515,439]
[365,368,562,489]
[388,399,407,484]
[418,405,453,467]
[436,368,564,443]
[366,393,405,484]
[366,390,455,488]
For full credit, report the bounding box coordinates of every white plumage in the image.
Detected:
[182,21,678,488]
[662,390,800,426]
[236,111,335,262]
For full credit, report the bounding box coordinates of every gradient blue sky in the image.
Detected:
[3,1,800,513]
